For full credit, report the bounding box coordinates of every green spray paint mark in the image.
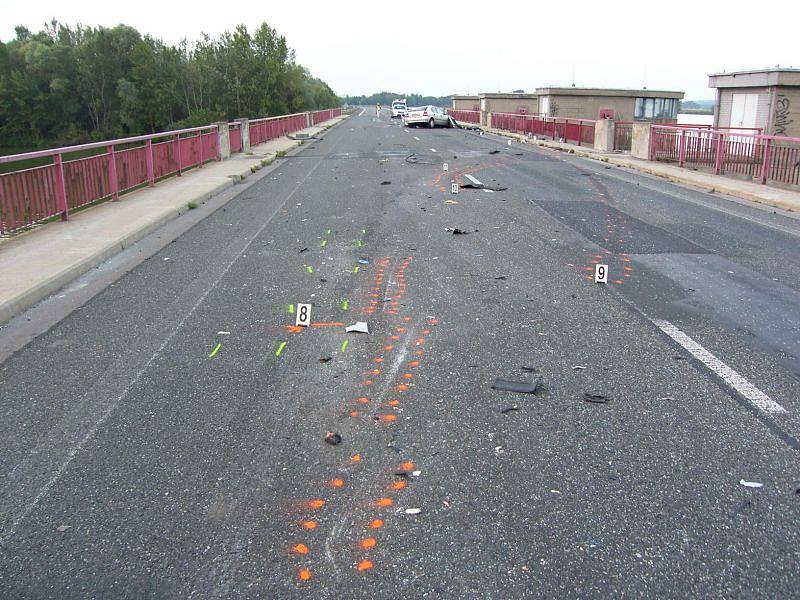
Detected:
[356,240,363,247]
[326,229,332,235]
[288,304,295,314]
[341,339,349,352]
[361,228,366,235]
[305,265,314,273]
[208,343,222,358]
[321,239,327,247]
[353,266,360,274]
[275,341,287,357]
[341,299,349,310]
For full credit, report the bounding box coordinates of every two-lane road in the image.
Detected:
[1,109,799,598]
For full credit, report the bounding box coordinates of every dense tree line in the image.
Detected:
[343,92,453,108]
[0,20,339,147]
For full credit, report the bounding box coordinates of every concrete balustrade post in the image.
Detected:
[631,122,653,160]
[306,112,313,128]
[216,122,231,160]
[237,118,251,153]
[593,120,614,152]
[486,112,493,129]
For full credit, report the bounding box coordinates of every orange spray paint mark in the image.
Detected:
[378,414,397,423]
[368,369,381,375]
[359,537,377,550]
[401,461,415,470]
[392,480,407,490]
[403,316,412,322]
[422,329,431,335]
[376,497,393,507]
[357,396,370,404]
[308,499,326,509]
[388,399,400,406]
[302,520,318,530]
[350,454,362,463]
[349,410,361,418]
[298,568,312,581]
[415,350,424,356]
[396,327,406,333]
[369,519,384,529]
[292,543,309,555]
[402,373,413,380]
[357,560,374,572]
[362,380,374,386]
[374,357,385,363]
[395,384,409,392]
[384,345,395,351]
[409,361,420,367]
[331,478,345,488]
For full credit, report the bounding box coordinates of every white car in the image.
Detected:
[391,100,407,118]
[403,105,452,128]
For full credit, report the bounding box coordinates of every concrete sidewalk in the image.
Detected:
[0,115,349,325]
[481,126,800,214]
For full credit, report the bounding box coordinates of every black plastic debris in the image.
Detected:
[380,181,391,185]
[501,406,520,414]
[324,432,342,445]
[520,366,539,373]
[445,227,478,235]
[489,149,501,155]
[460,182,508,192]
[583,393,611,404]
[492,377,544,394]
[494,276,507,280]
[394,471,413,480]
[298,247,308,253]
[319,357,332,363]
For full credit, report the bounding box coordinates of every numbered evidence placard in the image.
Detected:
[594,264,608,284]
[451,182,459,194]
[443,163,449,172]
[295,303,312,327]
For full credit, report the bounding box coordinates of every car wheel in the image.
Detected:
[429,118,435,129]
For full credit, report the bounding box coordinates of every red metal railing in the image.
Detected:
[0,107,342,235]
[250,113,310,145]
[0,125,218,235]
[491,113,596,148]
[650,125,800,187]
[311,107,342,125]
[446,109,480,124]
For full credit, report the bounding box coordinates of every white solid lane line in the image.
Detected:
[651,318,786,414]
[430,148,438,153]
[464,173,482,186]
[358,108,366,116]
[413,136,420,141]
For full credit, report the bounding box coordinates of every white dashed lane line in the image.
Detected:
[430,148,438,153]
[413,136,420,141]
[358,108,366,116]
[464,174,482,186]
[651,318,786,414]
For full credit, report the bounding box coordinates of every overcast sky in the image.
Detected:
[2,0,798,100]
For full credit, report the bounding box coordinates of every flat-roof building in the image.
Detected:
[534,87,684,122]
[708,68,800,136]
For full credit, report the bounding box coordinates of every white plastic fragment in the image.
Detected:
[218,331,231,335]
[404,508,422,515]
[412,470,421,477]
[739,479,763,488]
[572,365,587,370]
[345,321,369,334]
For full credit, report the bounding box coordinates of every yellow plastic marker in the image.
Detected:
[353,266,360,274]
[321,239,327,247]
[305,265,313,273]
[208,343,222,358]
[341,299,349,310]
[288,304,295,314]
[275,341,287,357]
[341,339,349,352]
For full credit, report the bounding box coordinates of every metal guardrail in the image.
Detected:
[491,113,596,147]
[0,108,341,235]
[650,125,800,187]
[445,109,480,124]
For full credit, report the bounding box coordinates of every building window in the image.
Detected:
[635,97,678,121]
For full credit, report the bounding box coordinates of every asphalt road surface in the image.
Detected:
[1,109,799,598]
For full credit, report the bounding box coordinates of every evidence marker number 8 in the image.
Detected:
[595,264,608,284]
[296,303,312,327]
[451,182,459,194]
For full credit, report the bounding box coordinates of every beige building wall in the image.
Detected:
[542,95,636,120]
[484,97,538,115]
[452,97,480,111]
[771,87,800,137]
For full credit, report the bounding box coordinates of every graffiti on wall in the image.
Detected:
[774,95,793,136]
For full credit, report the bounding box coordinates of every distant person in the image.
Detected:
[376,104,381,116]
